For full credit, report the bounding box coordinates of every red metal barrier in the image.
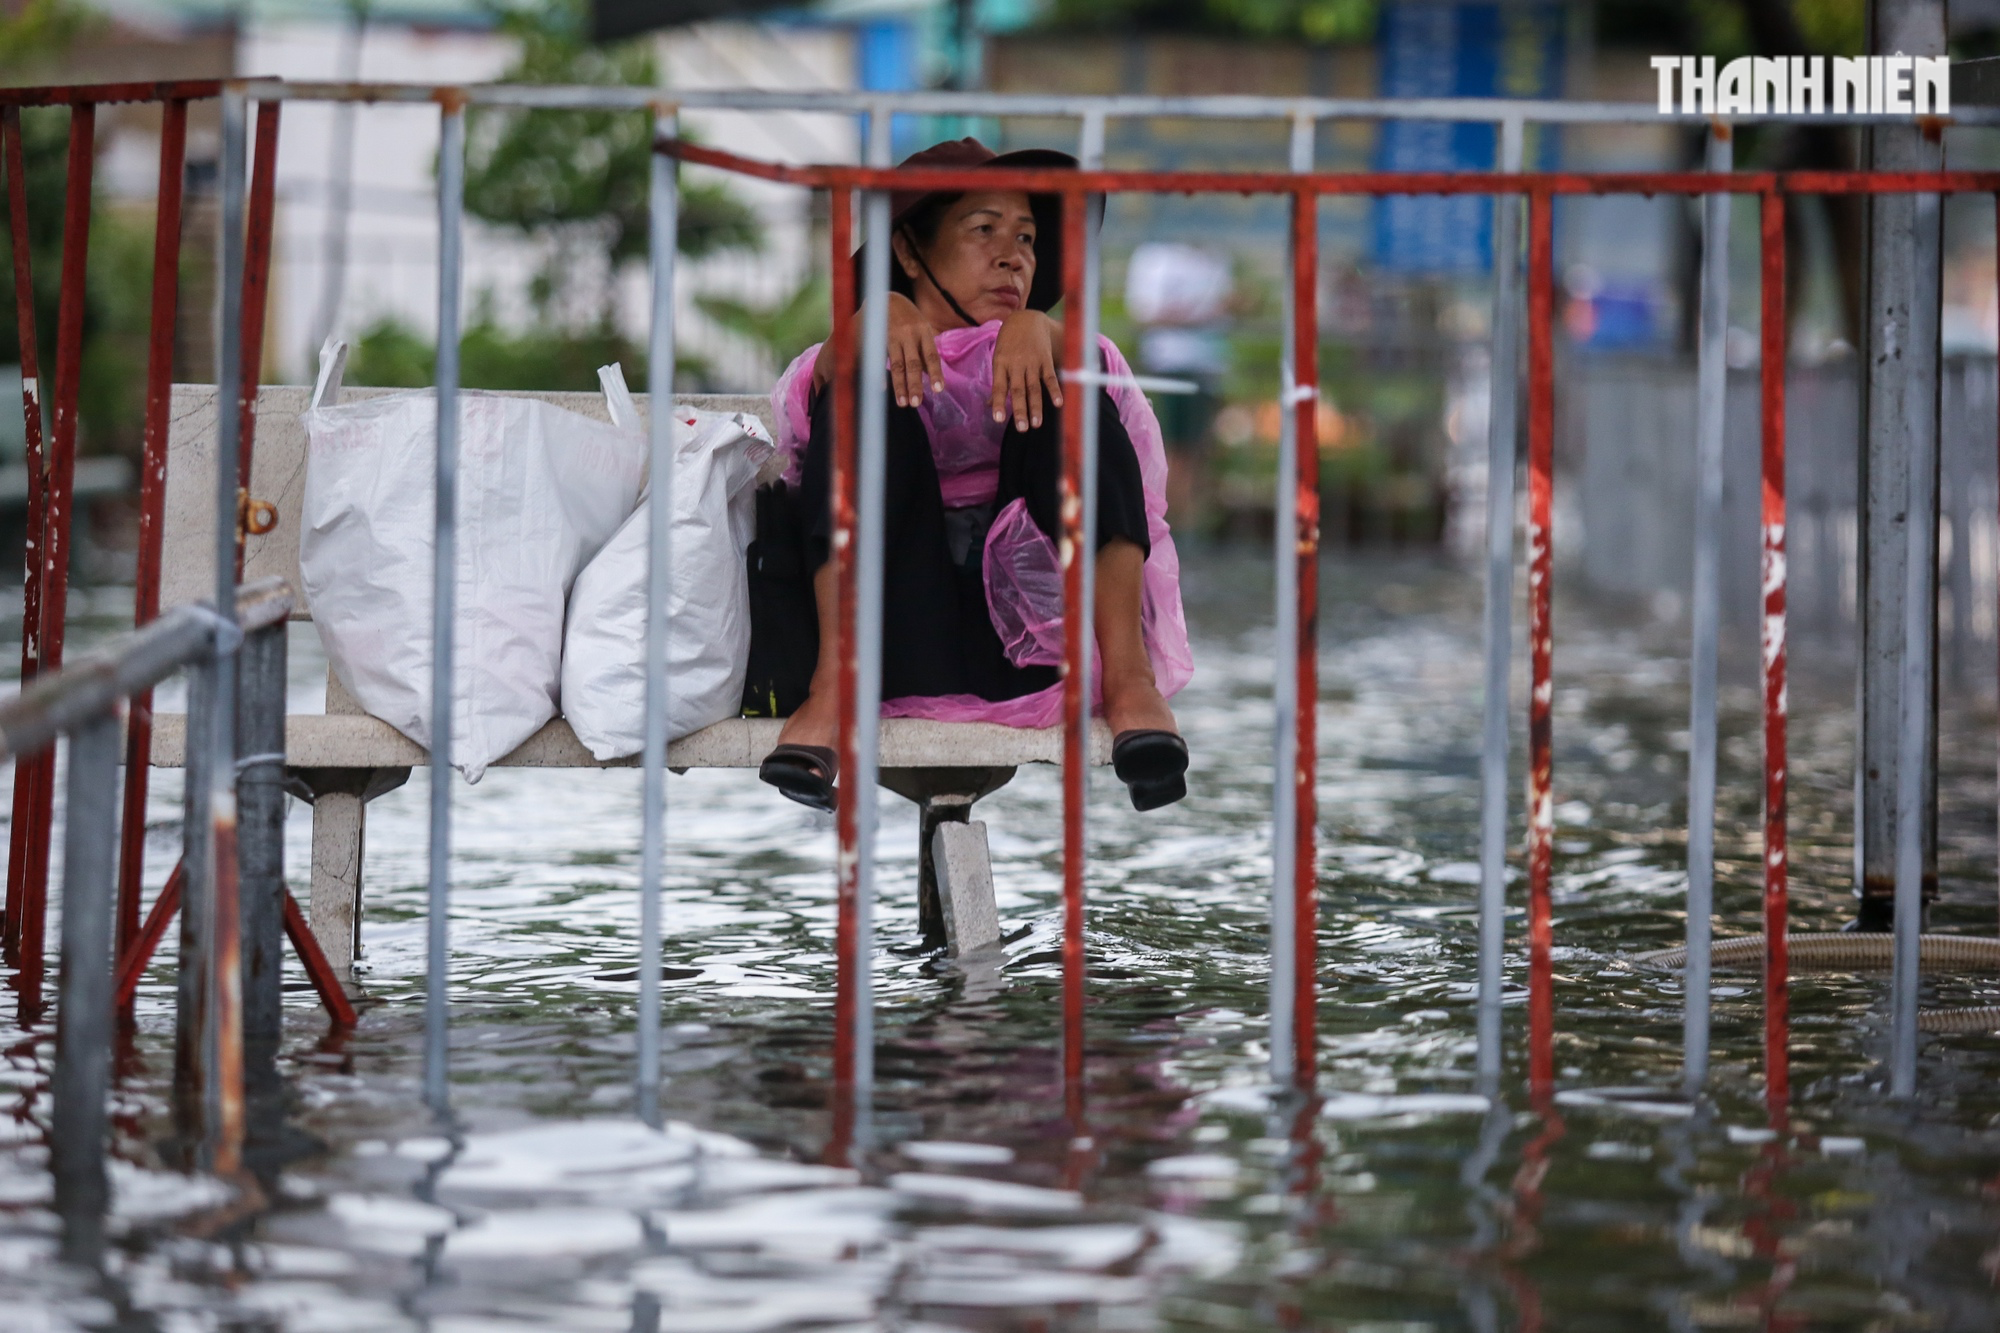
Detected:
[10,104,97,1010]
[827,184,859,1161]
[2,108,45,968]
[0,91,1973,1121]
[1524,190,1556,1099]
[117,99,190,957]
[1287,188,1321,1083]
[234,101,280,570]
[1760,191,1790,1115]
[1060,186,1088,1120]
[657,135,1990,1119]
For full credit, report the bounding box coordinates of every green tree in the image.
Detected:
[462,0,759,330]
[0,0,161,463]
[695,274,830,377]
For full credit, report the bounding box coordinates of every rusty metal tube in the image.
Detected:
[1060,182,1088,1120]
[3,107,46,965]
[1642,933,2000,971]
[1287,187,1321,1088]
[1523,190,1556,1099]
[198,84,248,1170]
[118,97,189,959]
[829,182,858,1148]
[16,100,98,1008]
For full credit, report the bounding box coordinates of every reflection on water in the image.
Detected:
[4,553,2000,1329]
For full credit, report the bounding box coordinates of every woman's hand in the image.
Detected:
[811,292,943,407]
[990,310,1065,431]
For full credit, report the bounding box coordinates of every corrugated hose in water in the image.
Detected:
[1635,934,2000,1034]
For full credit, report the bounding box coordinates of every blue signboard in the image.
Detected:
[1372,1,1563,274]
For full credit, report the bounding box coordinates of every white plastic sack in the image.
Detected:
[299,339,647,781]
[560,407,775,761]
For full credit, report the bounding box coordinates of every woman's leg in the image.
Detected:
[774,562,843,751]
[1094,538,1178,738]
[776,385,967,753]
[995,390,1178,738]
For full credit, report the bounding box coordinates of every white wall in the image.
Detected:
[238,22,522,383]
[220,19,858,389]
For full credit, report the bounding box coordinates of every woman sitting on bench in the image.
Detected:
[747,137,1193,815]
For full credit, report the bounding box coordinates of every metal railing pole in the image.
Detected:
[118,97,189,959]
[828,182,858,1154]
[50,709,120,1263]
[1759,191,1792,1115]
[1059,179,1089,1120]
[194,84,247,1173]
[1071,109,1106,1128]
[1683,126,1732,1096]
[1,106,43,970]
[426,96,466,1116]
[849,109,894,1136]
[1270,111,1313,1088]
[1890,190,1942,1100]
[1523,189,1556,1100]
[1286,185,1322,1089]
[174,636,213,1127]
[1474,116,1524,1094]
[14,100,97,1007]
[637,105,679,1130]
[237,613,287,1049]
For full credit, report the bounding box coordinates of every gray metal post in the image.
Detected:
[176,84,248,1151]
[1682,127,1732,1095]
[174,620,214,1122]
[1474,117,1524,1092]
[426,100,466,1115]
[1269,111,1314,1087]
[637,106,679,1129]
[1892,185,1945,1098]
[51,710,121,1264]
[1074,108,1105,1082]
[1856,0,1945,930]
[851,108,894,1114]
[237,614,288,1048]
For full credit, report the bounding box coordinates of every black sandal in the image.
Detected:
[759,743,840,813]
[1111,729,1189,812]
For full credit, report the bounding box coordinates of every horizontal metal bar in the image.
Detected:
[0,79,223,108]
[661,139,2000,199]
[231,79,2000,127]
[7,76,2000,132]
[0,578,292,762]
[1062,369,1201,395]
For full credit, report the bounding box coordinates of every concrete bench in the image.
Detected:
[152,385,1105,991]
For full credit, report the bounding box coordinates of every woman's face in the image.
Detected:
[897,189,1037,326]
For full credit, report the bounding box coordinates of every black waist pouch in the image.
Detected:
[740,480,820,718]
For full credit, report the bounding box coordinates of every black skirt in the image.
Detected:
[741,385,1151,717]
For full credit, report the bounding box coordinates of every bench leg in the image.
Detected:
[309,792,364,985]
[880,766,1016,951]
[933,819,1000,955]
[287,766,409,991]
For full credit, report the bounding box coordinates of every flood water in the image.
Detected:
[4,550,2000,1330]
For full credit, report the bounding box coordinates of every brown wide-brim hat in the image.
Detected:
[858,137,1080,315]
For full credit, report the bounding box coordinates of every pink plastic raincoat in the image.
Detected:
[771,323,1192,726]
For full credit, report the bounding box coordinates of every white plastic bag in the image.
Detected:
[299,340,647,781]
[560,407,775,761]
